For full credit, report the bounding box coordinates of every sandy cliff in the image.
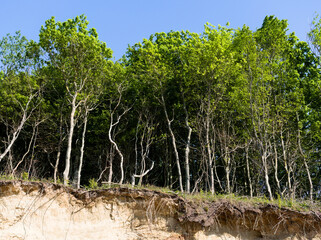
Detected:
[0,180,320,240]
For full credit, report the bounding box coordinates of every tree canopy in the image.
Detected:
[0,14,320,201]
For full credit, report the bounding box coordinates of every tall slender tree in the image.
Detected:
[38,15,112,185]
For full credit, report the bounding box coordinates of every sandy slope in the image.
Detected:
[0,181,319,240]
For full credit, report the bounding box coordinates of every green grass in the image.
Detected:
[179,191,321,212]
[0,174,319,212]
[99,182,175,195]
[0,173,62,185]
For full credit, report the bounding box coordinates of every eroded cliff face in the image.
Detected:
[0,180,319,240]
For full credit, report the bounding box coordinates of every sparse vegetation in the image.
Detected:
[2,173,319,212]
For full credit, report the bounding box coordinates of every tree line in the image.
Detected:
[1,14,321,201]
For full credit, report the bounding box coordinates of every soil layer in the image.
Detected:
[0,180,320,240]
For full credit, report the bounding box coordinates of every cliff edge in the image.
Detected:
[0,180,320,240]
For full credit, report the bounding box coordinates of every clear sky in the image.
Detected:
[1,0,321,61]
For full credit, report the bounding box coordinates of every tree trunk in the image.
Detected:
[107,147,114,186]
[161,95,183,192]
[132,161,154,187]
[54,109,65,184]
[0,95,34,162]
[224,152,231,194]
[303,158,313,201]
[280,131,292,198]
[183,102,192,193]
[205,105,215,195]
[63,94,77,186]
[134,119,140,185]
[108,111,125,185]
[245,144,253,197]
[12,122,38,176]
[272,135,282,196]
[54,149,61,184]
[77,109,88,189]
[107,86,130,185]
[297,113,313,201]
[262,150,273,201]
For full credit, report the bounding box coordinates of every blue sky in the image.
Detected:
[1,0,321,60]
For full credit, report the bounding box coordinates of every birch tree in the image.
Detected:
[0,32,42,165]
[38,15,112,185]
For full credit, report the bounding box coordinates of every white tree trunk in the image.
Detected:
[272,134,282,196]
[205,108,215,195]
[12,123,38,176]
[107,86,130,185]
[185,123,192,193]
[63,94,77,186]
[108,112,125,185]
[161,95,183,192]
[54,111,65,184]
[77,109,88,189]
[296,113,313,201]
[54,150,61,184]
[224,154,231,194]
[183,98,192,193]
[303,159,313,201]
[0,94,35,162]
[132,161,154,187]
[262,151,273,201]
[108,154,113,185]
[280,131,292,198]
[245,144,253,197]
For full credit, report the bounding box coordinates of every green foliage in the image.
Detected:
[88,178,98,189]
[0,31,30,74]
[21,172,29,181]
[0,14,320,204]
[0,174,15,181]
[309,13,321,57]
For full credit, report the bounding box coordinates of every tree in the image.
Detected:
[0,31,30,73]
[185,24,235,194]
[0,32,42,166]
[126,33,185,191]
[309,14,321,58]
[38,15,112,185]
